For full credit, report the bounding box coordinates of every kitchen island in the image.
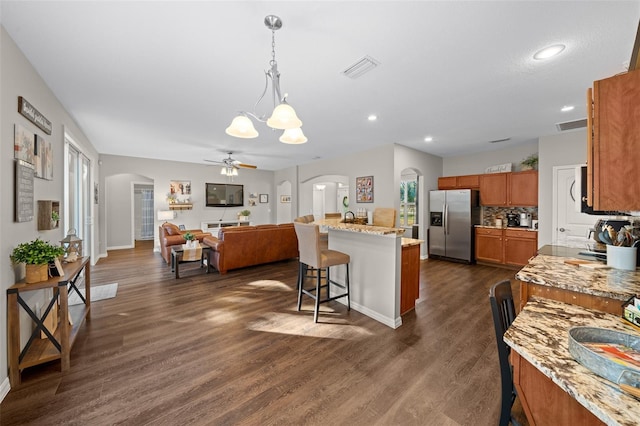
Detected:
[326,223,417,328]
[507,246,640,425]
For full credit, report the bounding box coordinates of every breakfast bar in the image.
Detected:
[326,223,418,328]
[508,246,640,425]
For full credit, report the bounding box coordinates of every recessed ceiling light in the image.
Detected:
[368,114,377,121]
[561,105,575,112]
[533,44,566,60]
[424,136,433,142]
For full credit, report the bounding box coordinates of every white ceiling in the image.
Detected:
[2,1,639,171]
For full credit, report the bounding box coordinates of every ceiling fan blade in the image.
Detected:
[203,159,224,164]
[236,163,257,169]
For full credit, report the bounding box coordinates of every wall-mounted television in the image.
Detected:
[205,183,244,207]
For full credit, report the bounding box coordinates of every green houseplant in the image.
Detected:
[10,238,65,283]
[520,154,538,171]
[238,209,251,220]
[183,232,195,241]
[51,210,60,228]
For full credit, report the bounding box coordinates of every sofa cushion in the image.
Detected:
[164,223,181,236]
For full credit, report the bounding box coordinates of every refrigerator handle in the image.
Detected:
[444,203,449,235]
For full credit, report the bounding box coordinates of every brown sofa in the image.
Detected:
[202,223,298,274]
[159,223,211,264]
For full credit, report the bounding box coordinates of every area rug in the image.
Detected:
[68,283,118,306]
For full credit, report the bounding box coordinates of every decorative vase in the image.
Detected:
[185,240,197,248]
[25,264,49,284]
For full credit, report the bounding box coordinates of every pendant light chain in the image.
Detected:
[271,29,277,66]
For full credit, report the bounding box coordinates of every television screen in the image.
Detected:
[205,183,244,207]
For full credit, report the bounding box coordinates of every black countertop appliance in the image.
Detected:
[507,213,520,227]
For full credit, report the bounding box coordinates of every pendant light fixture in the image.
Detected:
[225,15,307,144]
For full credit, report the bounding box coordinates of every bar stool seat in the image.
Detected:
[294,222,350,322]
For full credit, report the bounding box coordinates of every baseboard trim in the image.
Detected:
[0,376,11,402]
[106,244,135,250]
[337,299,402,329]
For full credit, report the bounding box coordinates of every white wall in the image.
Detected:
[99,155,276,253]
[105,174,153,248]
[443,140,539,175]
[538,129,588,246]
[0,27,99,396]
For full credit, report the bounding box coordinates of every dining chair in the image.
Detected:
[293,222,350,323]
[489,280,521,426]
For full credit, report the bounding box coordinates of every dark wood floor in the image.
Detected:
[1,241,526,425]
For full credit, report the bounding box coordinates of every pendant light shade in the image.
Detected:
[225,115,259,138]
[220,166,238,176]
[279,127,308,144]
[267,102,302,130]
[225,16,307,143]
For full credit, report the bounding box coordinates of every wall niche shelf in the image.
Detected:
[38,200,60,230]
[169,203,193,211]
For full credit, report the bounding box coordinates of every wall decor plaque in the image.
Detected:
[18,97,52,135]
[15,160,35,223]
[356,176,374,203]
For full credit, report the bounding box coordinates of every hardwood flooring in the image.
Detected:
[1,241,527,425]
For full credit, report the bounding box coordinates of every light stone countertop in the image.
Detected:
[328,223,406,236]
[401,237,423,247]
[475,225,538,232]
[504,297,640,426]
[516,253,640,301]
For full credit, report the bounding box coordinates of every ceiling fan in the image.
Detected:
[204,152,257,175]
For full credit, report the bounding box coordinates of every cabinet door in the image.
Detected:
[401,244,420,315]
[504,236,537,267]
[457,174,480,189]
[438,176,457,190]
[475,229,504,263]
[508,171,538,207]
[591,69,640,211]
[479,173,507,206]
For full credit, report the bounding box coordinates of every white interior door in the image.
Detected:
[553,165,597,247]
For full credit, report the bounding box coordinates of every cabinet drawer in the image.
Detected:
[504,229,537,239]
[476,227,503,237]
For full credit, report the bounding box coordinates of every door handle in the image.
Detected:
[559,227,566,232]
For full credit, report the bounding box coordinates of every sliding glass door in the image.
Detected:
[65,138,92,259]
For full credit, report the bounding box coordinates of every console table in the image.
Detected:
[7,257,91,386]
[201,219,250,235]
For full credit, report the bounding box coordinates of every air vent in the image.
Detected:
[556,118,587,131]
[488,137,511,144]
[342,55,380,79]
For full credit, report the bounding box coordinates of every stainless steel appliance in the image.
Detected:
[519,213,531,228]
[429,189,480,263]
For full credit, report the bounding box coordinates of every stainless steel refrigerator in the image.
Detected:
[428,189,480,263]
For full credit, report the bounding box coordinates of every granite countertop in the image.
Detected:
[516,253,640,301]
[328,223,406,236]
[504,297,640,426]
[401,237,424,247]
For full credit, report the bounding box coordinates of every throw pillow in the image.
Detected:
[164,223,181,236]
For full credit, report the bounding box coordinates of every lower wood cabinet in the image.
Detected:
[401,243,420,315]
[475,227,538,267]
[475,227,504,263]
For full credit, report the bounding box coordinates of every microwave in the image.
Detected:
[575,166,624,215]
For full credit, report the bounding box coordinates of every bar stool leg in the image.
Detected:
[326,266,331,299]
[297,262,304,311]
[346,264,350,311]
[314,271,322,323]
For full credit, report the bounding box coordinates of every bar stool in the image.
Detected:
[293,222,350,323]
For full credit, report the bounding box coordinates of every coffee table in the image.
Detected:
[170,244,213,279]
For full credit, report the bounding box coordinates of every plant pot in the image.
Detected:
[25,264,49,283]
[521,165,534,171]
[185,240,197,248]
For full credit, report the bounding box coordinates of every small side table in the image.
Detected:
[170,244,213,279]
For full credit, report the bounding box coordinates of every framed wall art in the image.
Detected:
[356,176,374,203]
[259,194,269,203]
[280,195,291,203]
[14,124,35,165]
[169,180,191,203]
[34,134,53,180]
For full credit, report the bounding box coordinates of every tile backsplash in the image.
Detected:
[482,206,538,227]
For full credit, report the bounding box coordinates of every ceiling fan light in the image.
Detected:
[267,103,302,130]
[279,127,308,144]
[225,115,259,138]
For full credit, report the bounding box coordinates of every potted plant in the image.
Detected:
[10,238,65,283]
[238,209,251,221]
[183,231,197,248]
[51,210,60,228]
[520,154,538,171]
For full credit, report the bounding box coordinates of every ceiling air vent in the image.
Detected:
[342,55,380,79]
[556,118,587,131]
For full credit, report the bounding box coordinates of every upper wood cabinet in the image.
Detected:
[437,174,480,190]
[588,69,640,211]
[508,171,538,207]
[479,173,508,205]
[479,171,537,206]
